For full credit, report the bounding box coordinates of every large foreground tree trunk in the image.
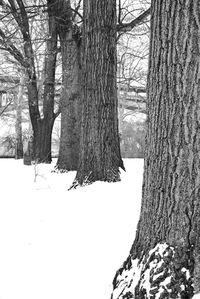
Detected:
[112,1,200,298]
[73,0,124,186]
[55,0,81,171]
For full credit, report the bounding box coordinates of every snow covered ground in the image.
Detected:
[0,158,143,299]
[1,158,200,299]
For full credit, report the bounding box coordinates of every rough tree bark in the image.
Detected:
[55,0,81,171]
[31,0,58,163]
[15,75,24,159]
[111,0,200,298]
[72,0,125,187]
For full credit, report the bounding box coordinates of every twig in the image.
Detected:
[0,100,12,116]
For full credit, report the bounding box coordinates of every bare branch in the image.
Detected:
[0,28,28,67]
[72,0,82,21]
[7,0,22,27]
[15,0,30,40]
[119,85,146,94]
[0,100,12,117]
[54,107,61,119]
[117,7,150,33]
[118,0,122,24]
[71,7,82,20]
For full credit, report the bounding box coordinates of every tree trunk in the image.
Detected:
[15,76,24,159]
[27,0,57,163]
[34,117,55,163]
[56,32,81,171]
[112,1,200,298]
[55,0,81,171]
[27,74,56,164]
[0,1,58,163]
[73,0,124,187]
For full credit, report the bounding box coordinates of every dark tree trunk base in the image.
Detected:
[112,243,194,299]
[70,167,121,190]
[52,165,69,173]
[23,154,32,166]
[15,150,23,160]
[33,117,55,164]
[36,158,52,164]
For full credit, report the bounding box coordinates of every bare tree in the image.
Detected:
[0,0,60,163]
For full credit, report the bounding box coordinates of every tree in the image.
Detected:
[72,0,125,187]
[29,0,58,162]
[55,0,81,171]
[56,0,150,172]
[111,0,200,298]
[0,0,59,163]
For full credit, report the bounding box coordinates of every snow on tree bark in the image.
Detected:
[72,0,125,187]
[112,0,200,298]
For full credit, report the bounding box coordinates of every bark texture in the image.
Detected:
[33,0,57,163]
[112,0,200,298]
[73,0,124,186]
[56,0,81,171]
[15,76,24,159]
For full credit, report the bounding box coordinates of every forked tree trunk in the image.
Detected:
[55,0,81,171]
[112,1,200,298]
[28,0,57,163]
[15,76,24,159]
[73,0,124,186]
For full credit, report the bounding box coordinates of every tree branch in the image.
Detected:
[118,0,122,24]
[0,100,12,117]
[15,0,30,40]
[7,0,22,27]
[0,28,28,68]
[119,85,146,94]
[72,0,82,21]
[54,107,61,119]
[117,7,150,33]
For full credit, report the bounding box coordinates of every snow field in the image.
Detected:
[0,158,143,299]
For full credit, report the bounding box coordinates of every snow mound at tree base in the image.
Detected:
[112,243,194,299]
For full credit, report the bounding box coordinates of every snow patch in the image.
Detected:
[112,258,142,299]
[141,243,174,298]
